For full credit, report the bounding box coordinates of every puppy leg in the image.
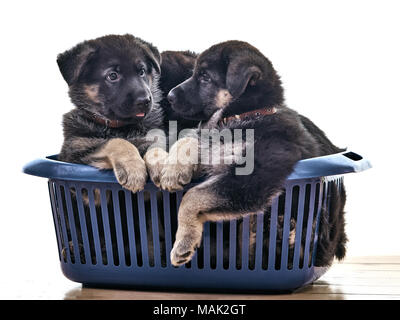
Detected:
[170,177,247,266]
[143,147,169,187]
[89,138,147,192]
[170,186,211,266]
[160,137,199,192]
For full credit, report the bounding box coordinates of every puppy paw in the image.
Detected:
[170,234,202,266]
[160,163,194,192]
[144,148,169,188]
[114,158,147,193]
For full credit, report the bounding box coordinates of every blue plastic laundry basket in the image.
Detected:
[23,151,371,292]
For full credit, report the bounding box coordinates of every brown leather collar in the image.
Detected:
[219,106,277,125]
[81,110,131,128]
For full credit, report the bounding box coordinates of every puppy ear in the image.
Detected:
[57,42,96,86]
[135,37,161,74]
[226,56,262,99]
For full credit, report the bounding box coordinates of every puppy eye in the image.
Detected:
[138,67,146,77]
[106,71,120,82]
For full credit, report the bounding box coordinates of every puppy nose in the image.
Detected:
[135,95,151,108]
[167,90,177,105]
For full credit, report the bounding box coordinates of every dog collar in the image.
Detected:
[219,106,277,125]
[81,110,131,128]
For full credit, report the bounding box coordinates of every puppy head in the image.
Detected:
[167,40,284,121]
[57,34,161,121]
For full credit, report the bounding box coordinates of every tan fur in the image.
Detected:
[170,186,232,266]
[89,138,147,192]
[215,89,233,108]
[160,137,199,191]
[84,84,101,103]
[143,147,169,187]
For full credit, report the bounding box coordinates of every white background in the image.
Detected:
[0,0,399,298]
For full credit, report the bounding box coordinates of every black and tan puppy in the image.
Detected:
[57,34,165,192]
[161,40,347,267]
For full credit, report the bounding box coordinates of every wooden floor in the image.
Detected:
[1,256,399,300]
[63,256,400,300]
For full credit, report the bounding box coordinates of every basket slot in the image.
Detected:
[122,190,138,267]
[286,185,299,270]
[293,184,306,270]
[98,188,117,266]
[306,182,321,267]
[64,184,86,264]
[280,186,293,270]
[216,221,224,269]
[209,223,217,269]
[228,218,237,270]
[48,181,63,262]
[149,190,161,267]
[85,187,107,265]
[302,182,317,267]
[71,185,92,265]
[54,183,74,263]
[111,188,129,267]
[156,190,167,268]
[117,190,133,267]
[162,191,172,266]
[247,215,257,270]
[132,193,144,266]
[136,191,150,267]
[267,197,279,270]
[274,193,286,270]
[75,187,97,265]
[222,221,230,270]
[298,184,310,268]
[254,213,264,270]
[241,215,250,270]
[143,192,155,267]
[261,208,270,270]
[310,182,324,266]
[203,221,211,269]
[155,191,167,268]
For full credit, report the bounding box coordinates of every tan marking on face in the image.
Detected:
[84,84,100,103]
[215,89,232,108]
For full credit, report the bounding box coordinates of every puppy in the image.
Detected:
[161,40,347,267]
[58,34,164,192]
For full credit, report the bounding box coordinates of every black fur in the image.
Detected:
[159,50,199,133]
[167,40,347,266]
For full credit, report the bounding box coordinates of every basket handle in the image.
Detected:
[288,151,372,180]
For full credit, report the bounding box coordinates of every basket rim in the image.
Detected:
[22,151,371,183]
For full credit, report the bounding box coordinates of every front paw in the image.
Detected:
[170,233,202,266]
[144,148,169,188]
[114,158,147,193]
[160,163,194,192]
